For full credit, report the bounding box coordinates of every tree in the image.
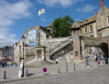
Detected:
[51,15,73,37]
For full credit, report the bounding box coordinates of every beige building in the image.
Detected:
[71,0,109,62]
[14,25,81,66]
[72,0,109,39]
[14,0,109,65]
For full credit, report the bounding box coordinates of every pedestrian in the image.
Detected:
[95,55,98,62]
[104,57,108,64]
[101,54,104,60]
[85,56,89,65]
[98,60,100,64]
[2,62,4,67]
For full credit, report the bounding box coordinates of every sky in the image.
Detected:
[0,0,109,47]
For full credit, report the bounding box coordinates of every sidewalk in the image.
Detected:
[0,61,104,83]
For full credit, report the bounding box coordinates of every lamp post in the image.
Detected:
[62,51,68,72]
[21,39,25,77]
[58,57,61,73]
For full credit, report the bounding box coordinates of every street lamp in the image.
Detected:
[19,38,25,77]
[58,57,61,73]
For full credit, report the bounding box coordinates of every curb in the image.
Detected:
[0,72,72,84]
[0,63,104,83]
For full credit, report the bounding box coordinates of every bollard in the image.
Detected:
[2,70,6,79]
[66,63,68,72]
[25,69,28,77]
[74,62,76,71]
[91,62,93,67]
[84,63,85,70]
[58,67,61,73]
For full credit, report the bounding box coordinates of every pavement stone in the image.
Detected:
[2,64,109,84]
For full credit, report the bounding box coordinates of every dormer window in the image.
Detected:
[19,45,21,52]
[90,25,93,31]
[85,27,87,33]
[80,29,82,34]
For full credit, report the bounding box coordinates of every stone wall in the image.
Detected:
[39,29,47,46]
[101,28,109,37]
[96,8,109,30]
[14,39,24,63]
[45,37,70,51]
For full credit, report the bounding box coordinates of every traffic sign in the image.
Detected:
[43,67,47,72]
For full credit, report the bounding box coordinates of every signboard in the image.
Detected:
[43,67,47,72]
[26,30,37,46]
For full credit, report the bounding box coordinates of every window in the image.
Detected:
[37,50,42,59]
[77,30,79,34]
[46,35,49,38]
[90,25,93,31]
[76,31,79,35]
[19,45,21,52]
[108,16,109,23]
[90,35,94,38]
[85,27,87,33]
[98,33,102,38]
[75,51,78,56]
[80,29,82,34]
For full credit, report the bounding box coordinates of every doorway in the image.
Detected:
[99,43,108,64]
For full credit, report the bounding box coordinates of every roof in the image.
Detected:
[72,16,96,29]
[40,27,52,35]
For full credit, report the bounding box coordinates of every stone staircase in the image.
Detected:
[25,38,74,67]
[49,39,73,56]
[25,60,55,67]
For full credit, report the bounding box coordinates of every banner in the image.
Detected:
[26,30,37,46]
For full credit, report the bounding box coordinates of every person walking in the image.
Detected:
[95,55,98,62]
[104,56,108,64]
[85,56,89,65]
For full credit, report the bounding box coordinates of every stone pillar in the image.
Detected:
[46,51,49,60]
[42,48,44,60]
[94,23,98,38]
[73,36,81,60]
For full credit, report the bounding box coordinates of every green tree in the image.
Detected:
[51,15,73,37]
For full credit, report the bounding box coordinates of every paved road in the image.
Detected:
[4,64,109,84]
[0,61,96,80]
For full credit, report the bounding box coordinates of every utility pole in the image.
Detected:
[62,51,68,72]
[21,40,25,77]
[65,55,68,72]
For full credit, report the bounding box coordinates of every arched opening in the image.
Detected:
[99,43,108,64]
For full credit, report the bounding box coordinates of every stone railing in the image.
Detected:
[46,37,70,43]
[50,39,73,56]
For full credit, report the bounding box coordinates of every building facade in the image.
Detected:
[0,48,3,59]
[14,26,81,65]
[14,0,109,65]
[2,46,14,59]
[72,0,109,39]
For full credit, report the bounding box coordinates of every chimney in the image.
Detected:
[100,0,104,8]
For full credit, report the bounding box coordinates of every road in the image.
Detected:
[4,64,109,84]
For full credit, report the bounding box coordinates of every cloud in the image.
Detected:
[0,0,32,47]
[76,4,96,13]
[0,28,17,47]
[37,0,84,7]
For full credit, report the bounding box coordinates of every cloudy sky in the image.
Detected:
[0,0,109,47]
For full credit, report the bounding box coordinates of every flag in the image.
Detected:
[38,9,45,16]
